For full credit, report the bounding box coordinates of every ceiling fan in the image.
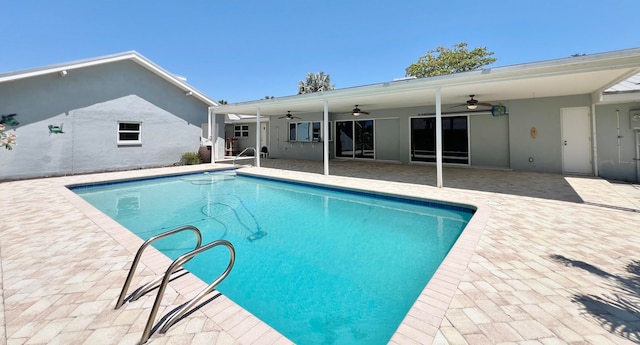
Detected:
[453,95,492,109]
[351,105,369,116]
[278,111,301,119]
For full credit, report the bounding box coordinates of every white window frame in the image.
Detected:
[288,121,325,142]
[234,125,249,138]
[117,122,142,145]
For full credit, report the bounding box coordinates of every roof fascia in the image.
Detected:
[128,54,217,106]
[591,68,640,104]
[0,51,217,107]
[212,48,640,114]
[0,51,139,83]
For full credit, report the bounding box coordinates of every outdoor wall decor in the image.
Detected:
[0,114,19,126]
[48,124,64,134]
[491,104,507,116]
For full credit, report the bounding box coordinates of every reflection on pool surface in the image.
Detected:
[73,171,474,344]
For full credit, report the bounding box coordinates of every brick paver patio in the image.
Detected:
[1,159,639,344]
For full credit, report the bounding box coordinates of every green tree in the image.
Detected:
[217,99,228,105]
[405,42,497,78]
[298,72,335,94]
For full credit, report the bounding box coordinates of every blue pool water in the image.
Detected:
[72,170,474,344]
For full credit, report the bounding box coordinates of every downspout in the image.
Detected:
[323,99,329,176]
[256,107,261,167]
[435,87,443,188]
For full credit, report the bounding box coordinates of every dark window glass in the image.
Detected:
[119,123,140,131]
[410,116,468,164]
[119,133,139,141]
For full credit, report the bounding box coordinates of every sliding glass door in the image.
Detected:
[336,120,374,159]
[410,116,468,164]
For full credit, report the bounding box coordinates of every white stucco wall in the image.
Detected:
[595,103,640,182]
[0,60,211,180]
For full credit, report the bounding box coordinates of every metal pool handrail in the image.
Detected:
[233,147,256,166]
[141,239,235,344]
[115,225,202,309]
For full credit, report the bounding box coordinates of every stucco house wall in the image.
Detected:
[224,122,261,155]
[0,59,212,180]
[469,113,510,168]
[506,95,592,173]
[222,94,639,182]
[594,103,640,182]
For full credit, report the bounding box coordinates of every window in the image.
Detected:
[289,123,297,141]
[288,121,325,142]
[234,125,249,137]
[410,116,469,164]
[297,122,311,141]
[312,122,321,141]
[118,122,141,145]
[335,120,374,159]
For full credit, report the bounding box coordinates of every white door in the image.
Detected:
[561,107,592,174]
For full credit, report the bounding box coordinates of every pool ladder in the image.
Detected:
[232,147,257,166]
[115,225,235,344]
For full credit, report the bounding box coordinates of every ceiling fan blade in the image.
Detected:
[477,102,493,107]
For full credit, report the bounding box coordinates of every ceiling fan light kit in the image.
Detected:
[454,95,493,109]
[279,111,301,120]
[351,105,369,116]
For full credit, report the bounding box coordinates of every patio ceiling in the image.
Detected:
[212,48,640,116]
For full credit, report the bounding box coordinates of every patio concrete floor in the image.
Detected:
[1,159,639,344]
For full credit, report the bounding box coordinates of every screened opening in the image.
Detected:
[410,116,468,164]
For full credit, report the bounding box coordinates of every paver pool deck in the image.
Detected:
[1,159,639,344]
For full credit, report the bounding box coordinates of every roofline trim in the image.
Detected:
[0,51,218,106]
[212,47,640,113]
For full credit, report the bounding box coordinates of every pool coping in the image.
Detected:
[59,164,490,344]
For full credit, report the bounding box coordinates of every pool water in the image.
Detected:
[73,171,473,344]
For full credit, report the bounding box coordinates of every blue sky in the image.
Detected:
[2,1,639,103]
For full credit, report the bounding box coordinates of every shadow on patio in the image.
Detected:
[252,159,585,203]
[550,255,640,344]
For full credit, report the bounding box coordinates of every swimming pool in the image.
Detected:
[72,170,474,344]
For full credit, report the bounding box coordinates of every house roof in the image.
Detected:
[604,72,640,93]
[212,47,640,116]
[0,51,217,106]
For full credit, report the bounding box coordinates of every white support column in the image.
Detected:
[207,108,213,162]
[323,100,329,176]
[256,108,261,167]
[591,103,598,177]
[435,88,443,188]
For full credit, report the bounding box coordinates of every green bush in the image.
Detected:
[180,152,202,165]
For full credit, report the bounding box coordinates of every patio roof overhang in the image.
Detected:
[211,48,640,116]
[209,48,640,187]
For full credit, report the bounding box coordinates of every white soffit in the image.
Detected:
[212,48,640,116]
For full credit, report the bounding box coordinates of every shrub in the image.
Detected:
[180,152,201,165]
[0,124,17,150]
